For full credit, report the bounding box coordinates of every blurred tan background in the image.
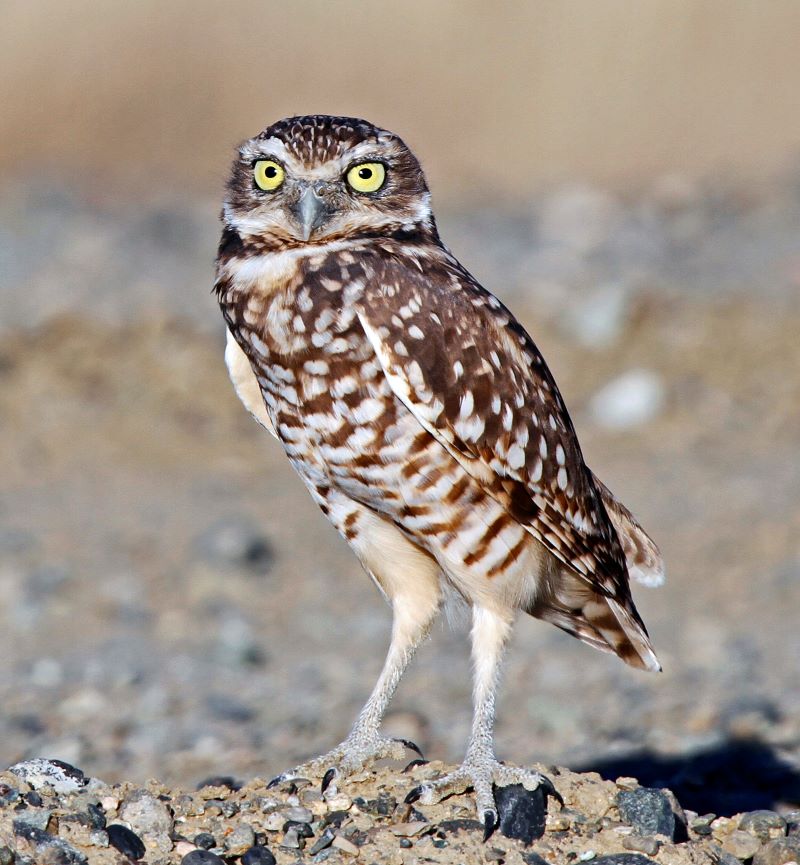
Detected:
[2,0,800,198]
[0,1,799,814]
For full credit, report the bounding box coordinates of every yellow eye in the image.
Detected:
[253,160,285,191]
[346,162,386,193]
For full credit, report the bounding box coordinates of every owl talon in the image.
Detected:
[404,785,423,804]
[402,758,429,773]
[482,809,498,842]
[321,767,337,794]
[395,738,424,758]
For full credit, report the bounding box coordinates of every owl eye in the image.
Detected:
[346,162,386,194]
[253,160,285,191]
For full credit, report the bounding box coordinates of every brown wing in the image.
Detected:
[356,252,634,602]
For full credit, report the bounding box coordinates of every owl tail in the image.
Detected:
[530,570,662,672]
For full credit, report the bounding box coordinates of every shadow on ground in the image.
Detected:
[583,738,800,815]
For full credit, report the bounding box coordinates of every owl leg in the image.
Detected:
[269,529,442,788]
[405,605,559,839]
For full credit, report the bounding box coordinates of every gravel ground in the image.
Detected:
[0,171,799,857]
[2,757,799,864]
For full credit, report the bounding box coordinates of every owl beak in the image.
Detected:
[294,185,331,241]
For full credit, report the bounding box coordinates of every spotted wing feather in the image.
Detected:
[356,256,634,603]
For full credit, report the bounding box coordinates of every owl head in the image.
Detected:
[223,115,436,246]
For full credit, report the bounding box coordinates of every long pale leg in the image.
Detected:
[406,605,557,837]
[270,579,439,786]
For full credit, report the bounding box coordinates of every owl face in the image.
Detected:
[224,115,434,245]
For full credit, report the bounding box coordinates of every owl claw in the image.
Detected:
[394,738,424,758]
[402,758,429,773]
[482,809,498,842]
[404,785,423,804]
[321,767,337,794]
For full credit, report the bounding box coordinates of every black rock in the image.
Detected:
[522,854,549,865]
[13,821,51,843]
[494,783,548,844]
[617,788,678,839]
[107,824,146,860]
[308,829,336,855]
[181,851,225,865]
[25,792,43,807]
[282,820,313,838]
[86,803,106,829]
[193,833,216,850]
[437,819,484,835]
[241,846,277,865]
[195,517,274,573]
[195,775,241,791]
[399,838,413,848]
[593,857,658,865]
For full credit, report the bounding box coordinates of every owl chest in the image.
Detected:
[239,285,393,465]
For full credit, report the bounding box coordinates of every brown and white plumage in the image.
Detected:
[215,115,662,832]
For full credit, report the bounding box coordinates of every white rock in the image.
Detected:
[538,185,621,254]
[589,369,666,430]
[9,758,87,793]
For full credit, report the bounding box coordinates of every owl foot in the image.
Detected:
[267,734,423,790]
[405,758,560,841]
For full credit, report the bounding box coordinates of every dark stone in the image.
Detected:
[13,821,51,843]
[12,822,88,865]
[522,854,549,865]
[437,819,484,835]
[366,793,397,816]
[593,856,658,865]
[399,838,412,848]
[308,829,335,855]
[25,792,43,807]
[241,845,277,865]
[282,820,313,838]
[322,810,349,828]
[195,517,274,573]
[181,852,225,865]
[195,775,241,791]
[617,788,678,839]
[107,824,146,860]
[86,803,106,829]
[193,833,216,850]
[432,838,447,848]
[494,783,549,845]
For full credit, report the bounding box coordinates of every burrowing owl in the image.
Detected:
[215,115,663,835]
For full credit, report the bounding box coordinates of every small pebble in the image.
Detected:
[589,369,665,431]
[24,792,43,807]
[331,834,360,855]
[308,828,336,855]
[281,806,313,823]
[9,758,88,794]
[578,851,596,861]
[399,838,412,848]
[194,832,216,850]
[617,788,678,840]
[106,823,146,860]
[622,835,660,856]
[175,842,198,857]
[226,823,256,854]
[12,808,51,832]
[280,827,302,849]
[593,856,658,865]
[722,829,762,860]
[0,847,13,865]
[182,851,225,865]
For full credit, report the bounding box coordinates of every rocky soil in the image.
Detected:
[2,757,800,865]
[0,171,799,861]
